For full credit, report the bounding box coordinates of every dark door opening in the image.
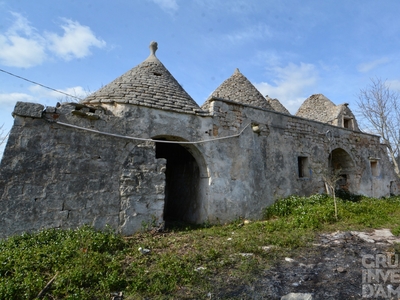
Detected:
[329,148,354,191]
[155,141,200,225]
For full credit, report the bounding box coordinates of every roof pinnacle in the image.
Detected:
[145,41,159,62]
[149,41,158,57]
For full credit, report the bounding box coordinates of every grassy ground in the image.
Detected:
[1,193,400,299]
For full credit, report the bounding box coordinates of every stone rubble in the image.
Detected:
[281,293,313,300]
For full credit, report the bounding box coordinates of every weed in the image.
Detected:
[1,195,400,299]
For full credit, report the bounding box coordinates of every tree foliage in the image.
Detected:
[357,78,400,176]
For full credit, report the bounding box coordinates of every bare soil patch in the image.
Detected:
[212,230,399,299]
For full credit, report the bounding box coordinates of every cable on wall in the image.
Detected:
[0,68,252,144]
[54,121,251,144]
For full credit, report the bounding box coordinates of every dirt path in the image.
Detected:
[214,230,400,299]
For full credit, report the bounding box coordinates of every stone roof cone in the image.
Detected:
[83,41,204,114]
[296,93,360,130]
[265,95,290,114]
[204,68,274,110]
[295,94,336,122]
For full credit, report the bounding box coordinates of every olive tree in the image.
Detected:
[357,78,400,177]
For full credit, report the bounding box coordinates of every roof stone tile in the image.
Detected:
[295,94,337,123]
[83,42,206,115]
[202,68,274,111]
[265,96,291,114]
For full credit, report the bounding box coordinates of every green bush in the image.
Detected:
[263,194,337,229]
[264,194,400,230]
[0,226,126,300]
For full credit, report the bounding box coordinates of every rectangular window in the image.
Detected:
[370,161,379,176]
[343,117,352,129]
[298,156,308,178]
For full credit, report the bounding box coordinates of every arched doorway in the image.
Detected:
[155,140,201,225]
[329,148,355,191]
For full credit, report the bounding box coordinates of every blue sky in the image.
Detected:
[1,0,400,156]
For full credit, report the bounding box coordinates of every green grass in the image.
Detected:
[1,194,400,299]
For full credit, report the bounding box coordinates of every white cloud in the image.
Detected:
[0,85,88,133]
[0,92,34,106]
[225,24,272,44]
[386,79,400,92]
[254,62,318,114]
[357,57,390,73]
[0,13,46,68]
[46,19,106,61]
[0,85,89,108]
[0,13,106,68]
[194,0,255,14]
[252,50,287,68]
[150,0,179,12]
[29,85,88,101]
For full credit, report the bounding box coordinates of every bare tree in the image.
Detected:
[0,124,7,146]
[321,168,342,220]
[357,78,400,177]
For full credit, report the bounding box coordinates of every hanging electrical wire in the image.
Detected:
[1,67,252,144]
[54,120,251,144]
[0,68,83,101]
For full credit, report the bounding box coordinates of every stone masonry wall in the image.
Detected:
[0,99,399,238]
[0,102,166,238]
[202,99,399,224]
[119,142,166,235]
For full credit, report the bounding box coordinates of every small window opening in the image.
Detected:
[298,156,309,178]
[153,72,162,76]
[343,117,352,129]
[370,161,379,176]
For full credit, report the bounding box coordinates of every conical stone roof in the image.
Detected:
[295,94,337,123]
[83,42,204,115]
[204,69,273,110]
[265,96,290,114]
